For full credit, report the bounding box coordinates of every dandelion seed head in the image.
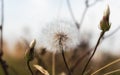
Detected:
[40,21,80,53]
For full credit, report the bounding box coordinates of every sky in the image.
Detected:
[1,0,120,54]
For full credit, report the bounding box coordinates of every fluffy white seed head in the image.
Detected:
[40,21,80,53]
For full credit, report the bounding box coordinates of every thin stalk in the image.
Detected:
[27,61,33,75]
[91,58,120,75]
[79,7,88,27]
[0,0,9,75]
[66,0,79,29]
[66,0,76,22]
[0,0,4,55]
[59,37,71,75]
[0,58,8,75]
[103,69,120,75]
[52,53,55,75]
[81,31,105,75]
[61,49,71,75]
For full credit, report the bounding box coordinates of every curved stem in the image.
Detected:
[27,61,33,75]
[103,69,120,75]
[91,58,120,75]
[81,31,105,75]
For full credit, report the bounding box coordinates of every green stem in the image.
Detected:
[81,31,105,75]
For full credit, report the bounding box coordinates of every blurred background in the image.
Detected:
[0,0,120,75]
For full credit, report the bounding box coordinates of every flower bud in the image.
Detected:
[104,5,110,19]
[29,39,36,49]
[100,5,111,32]
[25,39,36,61]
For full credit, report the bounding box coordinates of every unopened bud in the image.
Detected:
[100,5,111,32]
[25,39,36,61]
[104,5,110,18]
[29,39,36,48]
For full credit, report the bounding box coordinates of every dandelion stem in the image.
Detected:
[81,31,105,75]
[52,53,55,75]
[91,58,120,75]
[61,49,72,75]
[27,61,33,75]
[59,36,71,75]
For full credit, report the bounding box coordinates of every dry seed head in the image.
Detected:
[54,32,68,46]
[40,21,80,53]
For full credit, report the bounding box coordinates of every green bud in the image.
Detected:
[100,5,111,32]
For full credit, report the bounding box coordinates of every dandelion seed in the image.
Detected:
[40,21,80,53]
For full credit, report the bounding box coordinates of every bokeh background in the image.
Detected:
[0,0,120,75]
